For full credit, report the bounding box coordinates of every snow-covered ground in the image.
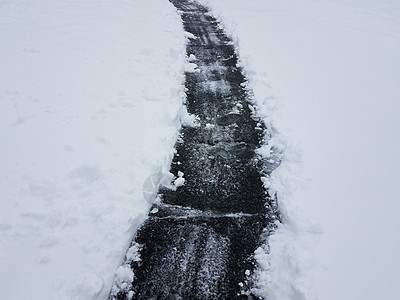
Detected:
[201,0,400,299]
[0,0,185,299]
[1,0,400,299]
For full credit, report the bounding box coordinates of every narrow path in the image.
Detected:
[110,0,279,299]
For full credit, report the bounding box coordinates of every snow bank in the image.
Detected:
[200,0,400,299]
[0,0,185,299]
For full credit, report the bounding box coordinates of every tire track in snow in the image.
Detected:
[109,0,280,299]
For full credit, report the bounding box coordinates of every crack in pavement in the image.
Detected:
[110,0,280,299]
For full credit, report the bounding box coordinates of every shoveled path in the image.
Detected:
[110,0,279,299]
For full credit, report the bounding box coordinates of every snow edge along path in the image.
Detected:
[0,0,187,299]
[196,0,316,299]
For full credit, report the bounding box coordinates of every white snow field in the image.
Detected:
[1,0,400,299]
[0,0,186,299]
[201,0,400,299]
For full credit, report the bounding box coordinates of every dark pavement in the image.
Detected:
[110,0,280,299]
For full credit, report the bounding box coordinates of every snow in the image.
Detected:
[1,0,399,299]
[184,31,197,40]
[180,105,201,127]
[174,171,186,188]
[188,54,197,62]
[185,62,200,73]
[0,0,185,299]
[200,0,400,299]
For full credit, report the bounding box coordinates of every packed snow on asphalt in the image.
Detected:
[1,0,399,299]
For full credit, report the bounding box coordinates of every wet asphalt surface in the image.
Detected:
[110,0,280,299]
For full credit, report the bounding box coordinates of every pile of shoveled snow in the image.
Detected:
[201,0,400,299]
[0,0,186,299]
